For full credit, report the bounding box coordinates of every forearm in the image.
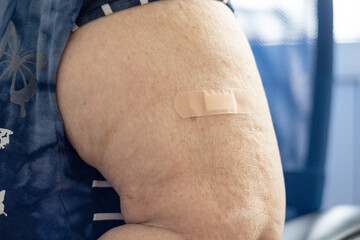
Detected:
[99,224,185,240]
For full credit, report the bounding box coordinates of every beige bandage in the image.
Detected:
[174,88,257,118]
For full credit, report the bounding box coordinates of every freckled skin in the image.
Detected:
[56,0,286,239]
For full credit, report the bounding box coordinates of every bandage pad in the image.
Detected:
[174,89,257,118]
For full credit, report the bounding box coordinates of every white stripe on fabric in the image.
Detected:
[140,0,149,4]
[101,4,113,16]
[93,213,123,221]
[92,180,112,188]
[72,24,79,32]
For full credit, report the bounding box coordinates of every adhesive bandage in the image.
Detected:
[174,88,257,118]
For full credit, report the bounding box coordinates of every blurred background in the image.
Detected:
[232,0,360,220]
[322,0,360,209]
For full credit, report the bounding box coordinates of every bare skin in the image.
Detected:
[56,0,286,239]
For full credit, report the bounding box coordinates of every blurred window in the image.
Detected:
[334,0,360,43]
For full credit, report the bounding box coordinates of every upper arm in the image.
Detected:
[56,1,285,239]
